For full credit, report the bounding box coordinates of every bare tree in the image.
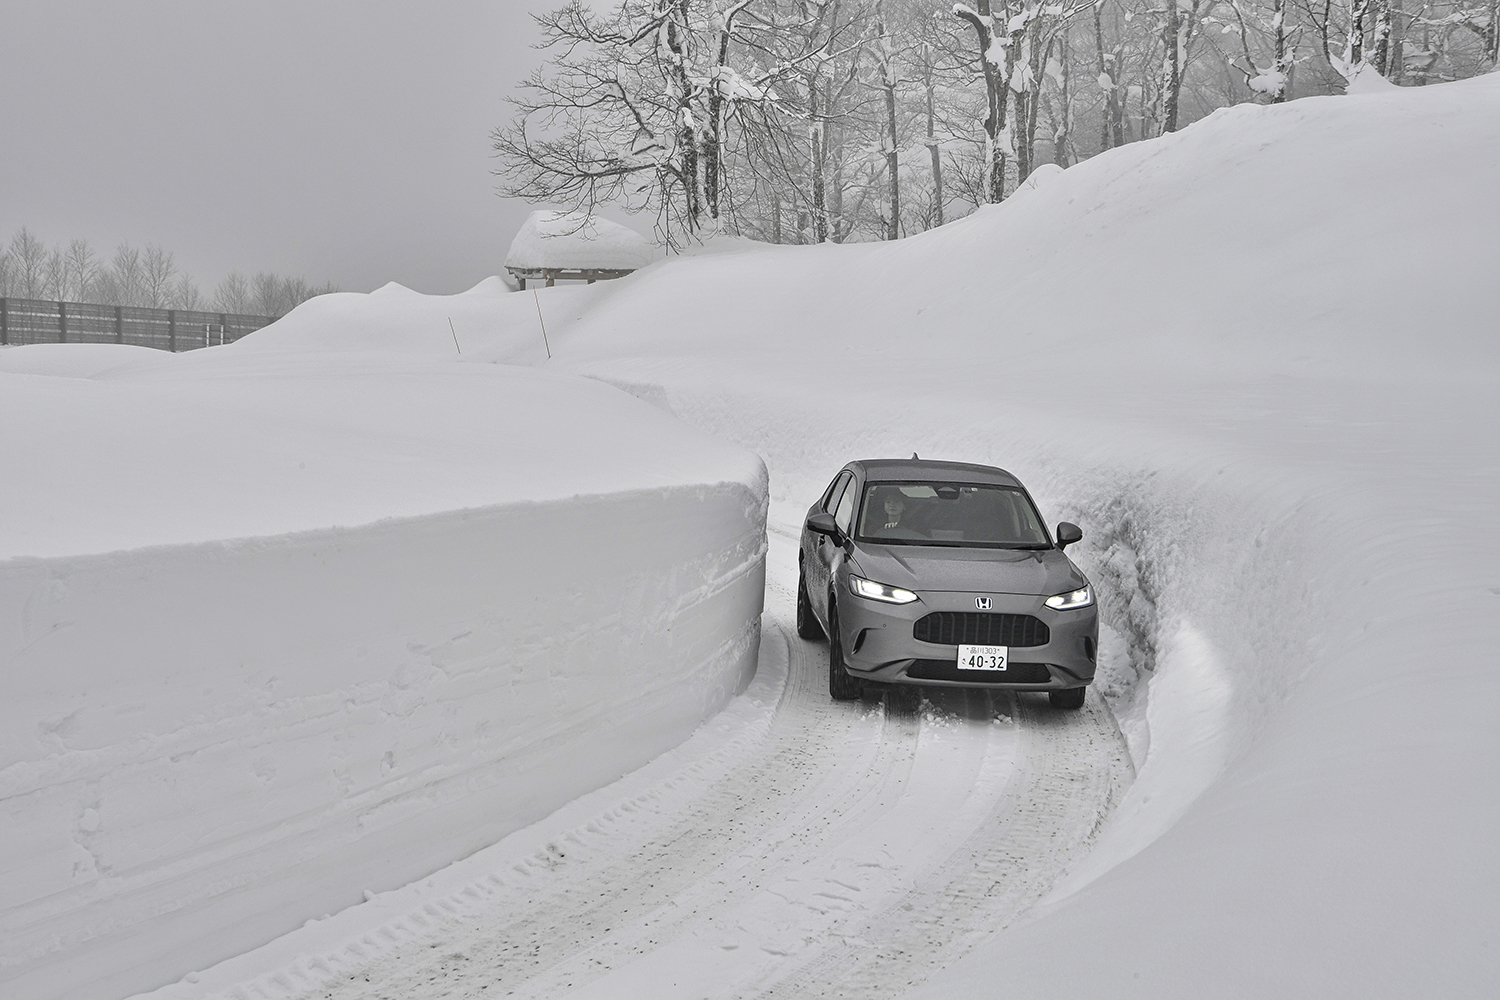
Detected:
[6,227,51,298]
[251,272,283,316]
[1224,0,1297,102]
[906,4,962,226]
[45,247,69,301]
[241,272,331,316]
[279,276,312,311]
[170,274,204,310]
[494,0,783,244]
[872,1,906,238]
[1157,0,1209,133]
[952,2,1014,201]
[140,244,176,308]
[1093,1,1127,148]
[39,238,102,301]
[214,272,251,313]
[65,239,101,301]
[98,244,146,307]
[491,0,1493,239]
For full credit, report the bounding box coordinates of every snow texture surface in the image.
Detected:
[7,70,1500,1000]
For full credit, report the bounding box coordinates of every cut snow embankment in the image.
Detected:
[0,325,767,1000]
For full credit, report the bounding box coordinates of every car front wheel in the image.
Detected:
[827,599,862,702]
[1049,687,1087,710]
[796,561,825,640]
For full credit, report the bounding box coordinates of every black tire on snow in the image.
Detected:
[890,684,922,713]
[827,600,863,701]
[796,562,825,640]
[1049,687,1087,710]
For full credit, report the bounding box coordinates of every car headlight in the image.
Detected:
[1044,585,1094,610]
[849,575,918,604]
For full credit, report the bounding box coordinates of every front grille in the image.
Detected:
[906,660,1054,684]
[913,612,1049,647]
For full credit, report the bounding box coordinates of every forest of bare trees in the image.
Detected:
[494,0,1498,245]
[0,227,339,317]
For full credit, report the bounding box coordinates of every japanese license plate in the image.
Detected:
[956,644,1009,671]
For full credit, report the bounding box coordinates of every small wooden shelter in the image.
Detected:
[504,211,653,289]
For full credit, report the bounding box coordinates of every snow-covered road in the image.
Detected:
[223,530,1128,1000]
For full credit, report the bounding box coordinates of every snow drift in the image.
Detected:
[0,341,767,1000]
[536,77,1500,998]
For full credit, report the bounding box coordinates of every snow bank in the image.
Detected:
[218,278,546,362]
[1,310,766,999]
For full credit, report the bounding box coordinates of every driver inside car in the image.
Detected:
[867,486,926,539]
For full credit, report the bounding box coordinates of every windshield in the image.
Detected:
[854,481,1052,548]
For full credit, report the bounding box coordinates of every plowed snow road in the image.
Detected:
[260,529,1131,1000]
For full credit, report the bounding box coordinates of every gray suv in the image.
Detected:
[798,459,1097,708]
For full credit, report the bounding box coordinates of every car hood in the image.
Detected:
[849,543,1085,597]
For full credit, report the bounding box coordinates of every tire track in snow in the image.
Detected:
[752,689,1131,999]
[280,577,910,998]
[265,537,1129,1000]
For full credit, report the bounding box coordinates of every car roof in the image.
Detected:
[847,458,1024,489]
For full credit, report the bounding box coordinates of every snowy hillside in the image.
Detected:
[548,76,1500,998]
[5,71,1497,1000]
[543,76,1500,998]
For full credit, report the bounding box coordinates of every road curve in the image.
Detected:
[271,532,1132,1000]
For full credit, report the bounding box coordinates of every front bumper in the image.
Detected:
[836,586,1098,690]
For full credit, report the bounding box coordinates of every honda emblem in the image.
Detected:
[975,596,993,610]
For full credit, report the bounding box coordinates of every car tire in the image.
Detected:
[827,599,862,702]
[890,684,922,713]
[796,561,825,640]
[1049,687,1087,710]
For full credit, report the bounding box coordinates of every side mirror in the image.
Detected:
[1055,522,1083,550]
[806,511,841,540]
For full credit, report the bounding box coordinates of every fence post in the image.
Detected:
[114,305,123,344]
[58,301,68,344]
[168,309,176,352]
[1,298,8,346]
[219,312,228,345]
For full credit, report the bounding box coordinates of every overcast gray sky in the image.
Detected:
[1,2,610,295]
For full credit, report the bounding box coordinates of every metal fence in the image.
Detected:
[0,298,276,352]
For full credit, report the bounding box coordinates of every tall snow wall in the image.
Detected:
[0,347,767,1000]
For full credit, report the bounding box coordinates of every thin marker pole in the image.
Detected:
[532,290,551,359]
[448,317,462,354]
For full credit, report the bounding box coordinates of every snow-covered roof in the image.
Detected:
[504,210,653,272]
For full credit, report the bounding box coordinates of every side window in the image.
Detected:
[834,477,858,533]
[823,471,852,514]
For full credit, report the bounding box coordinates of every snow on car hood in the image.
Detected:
[849,542,1086,597]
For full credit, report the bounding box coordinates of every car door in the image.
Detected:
[807,470,852,624]
[825,473,861,616]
